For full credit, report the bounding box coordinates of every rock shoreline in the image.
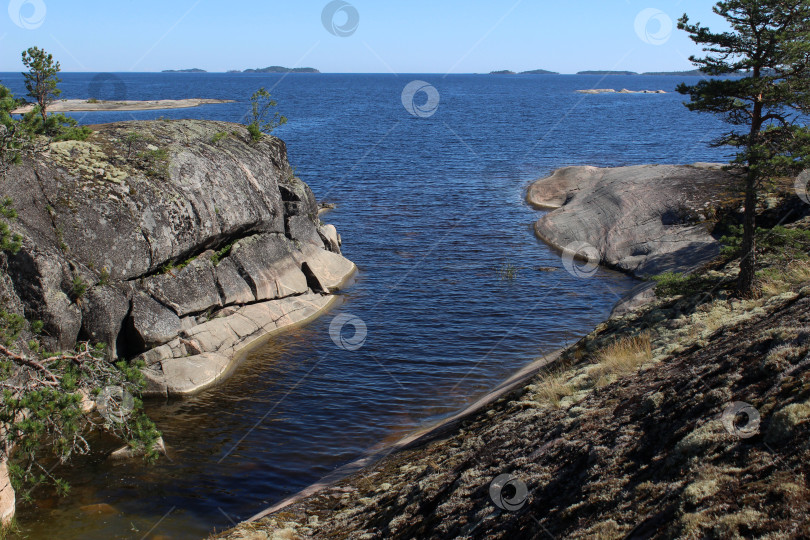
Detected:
[1,119,356,397]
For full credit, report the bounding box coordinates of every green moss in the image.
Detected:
[138,147,170,179]
[211,240,237,266]
[210,131,229,145]
[70,275,87,301]
[650,271,722,298]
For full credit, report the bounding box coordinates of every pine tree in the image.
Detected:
[677,0,810,296]
[21,47,62,123]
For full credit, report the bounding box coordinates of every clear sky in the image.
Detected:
[0,0,729,73]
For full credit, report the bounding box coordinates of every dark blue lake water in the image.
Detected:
[0,73,733,539]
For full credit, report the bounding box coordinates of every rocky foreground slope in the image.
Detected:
[218,166,810,539]
[0,120,355,396]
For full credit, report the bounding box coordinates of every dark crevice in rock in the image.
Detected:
[283,216,293,240]
[138,229,154,272]
[124,227,277,283]
[230,256,259,301]
[301,262,326,294]
[214,272,229,306]
[116,298,139,359]
[32,168,62,252]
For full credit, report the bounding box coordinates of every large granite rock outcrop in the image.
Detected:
[1,120,355,396]
[527,163,739,277]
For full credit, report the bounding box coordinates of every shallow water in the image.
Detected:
[0,73,734,539]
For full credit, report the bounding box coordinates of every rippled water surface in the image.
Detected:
[0,73,734,538]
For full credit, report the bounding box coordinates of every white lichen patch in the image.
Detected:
[683,478,720,505]
[48,140,129,183]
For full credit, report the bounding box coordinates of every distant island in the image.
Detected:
[520,69,559,75]
[161,68,207,73]
[641,69,705,76]
[574,69,706,76]
[577,70,638,76]
[239,66,320,74]
[490,69,559,75]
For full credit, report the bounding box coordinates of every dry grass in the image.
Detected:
[533,372,575,408]
[589,333,653,387]
[760,261,810,297]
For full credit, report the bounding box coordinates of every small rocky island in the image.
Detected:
[11,98,234,114]
[161,68,207,73]
[238,66,320,73]
[576,88,667,94]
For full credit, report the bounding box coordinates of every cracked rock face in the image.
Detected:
[1,119,355,395]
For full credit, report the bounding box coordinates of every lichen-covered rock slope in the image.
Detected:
[0,120,355,396]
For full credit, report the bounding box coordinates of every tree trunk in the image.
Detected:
[737,170,757,297]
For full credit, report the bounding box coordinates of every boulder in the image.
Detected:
[288,214,324,247]
[528,164,739,277]
[6,247,81,350]
[143,256,222,316]
[80,285,130,358]
[127,292,183,352]
[318,224,342,254]
[0,460,14,525]
[228,234,309,301]
[214,258,254,306]
[293,244,357,292]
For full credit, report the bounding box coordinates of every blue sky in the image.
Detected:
[0,0,727,73]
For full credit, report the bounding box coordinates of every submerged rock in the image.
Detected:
[1,119,355,395]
